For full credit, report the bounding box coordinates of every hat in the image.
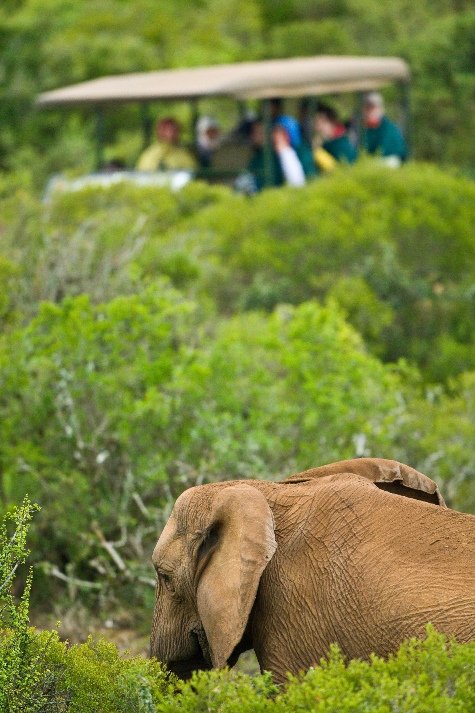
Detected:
[196,116,219,136]
[274,115,301,148]
[364,92,384,108]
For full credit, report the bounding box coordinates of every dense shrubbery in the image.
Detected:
[2,163,473,381]
[0,180,227,317]
[160,630,475,712]
[160,162,475,381]
[0,504,171,712]
[5,627,475,712]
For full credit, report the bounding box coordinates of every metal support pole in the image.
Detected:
[237,100,247,120]
[140,102,153,151]
[400,80,411,157]
[355,92,365,150]
[296,96,316,146]
[94,106,105,171]
[190,99,199,142]
[262,98,274,188]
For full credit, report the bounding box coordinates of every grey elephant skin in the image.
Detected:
[150,458,475,683]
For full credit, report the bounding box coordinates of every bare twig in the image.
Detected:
[132,491,151,518]
[91,522,127,573]
[137,576,156,588]
[46,565,102,591]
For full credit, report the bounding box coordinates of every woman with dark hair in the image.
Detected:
[314,103,358,168]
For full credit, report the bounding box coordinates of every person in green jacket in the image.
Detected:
[362,92,408,167]
[314,103,358,167]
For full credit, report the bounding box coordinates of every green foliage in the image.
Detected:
[4,625,475,712]
[27,630,172,713]
[2,163,473,383]
[0,627,173,713]
[159,162,475,381]
[402,11,475,169]
[0,498,44,713]
[155,628,475,712]
[269,19,357,57]
[395,370,475,512]
[0,500,172,712]
[277,628,475,713]
[0,179,227,315]
[0,169,473,616]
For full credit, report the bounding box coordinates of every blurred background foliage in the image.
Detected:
[0,0,474,645]
[0,0,474,180]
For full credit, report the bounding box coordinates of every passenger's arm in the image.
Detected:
[276,145,306,186]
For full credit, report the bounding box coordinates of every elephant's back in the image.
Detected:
[313,476,475,649]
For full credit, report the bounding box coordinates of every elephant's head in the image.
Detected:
[150,482,276,677]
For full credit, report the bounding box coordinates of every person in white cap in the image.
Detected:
[195,116,221,169]
[363,92,408,167]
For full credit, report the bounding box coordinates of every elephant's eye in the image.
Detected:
[156,569,174,593]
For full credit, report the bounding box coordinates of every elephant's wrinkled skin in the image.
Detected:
[150,459,474,682]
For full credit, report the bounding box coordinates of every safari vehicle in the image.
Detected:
[37,55,410,191]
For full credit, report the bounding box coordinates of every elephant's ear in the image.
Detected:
[284,458,445,506]
[195,484,276,668]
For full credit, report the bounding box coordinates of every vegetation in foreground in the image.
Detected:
[1,503,474,712]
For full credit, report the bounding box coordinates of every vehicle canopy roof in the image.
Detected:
[37,55,410,107]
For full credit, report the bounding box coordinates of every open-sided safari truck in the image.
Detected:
[37,55,410,191]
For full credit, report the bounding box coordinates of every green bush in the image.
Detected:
[5,624,474,712]
[0,496,172,713]
[2,164,474,382]
[1,167,474,616]
[394,370,475,513]
[402,11,475,169]
[159,162,475,381]
[0,498,44,712]
[0,178,227,317]
[26,630,172,713]
[156,628,475,712]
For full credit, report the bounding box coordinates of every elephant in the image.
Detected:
[150,458,474,683]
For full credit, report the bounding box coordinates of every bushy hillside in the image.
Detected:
[3,164,474,381]
[0,164,474,621]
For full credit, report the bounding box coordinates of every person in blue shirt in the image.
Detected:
[362,92,408,167]
[269,98,316,179]
[270,98,302,149]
